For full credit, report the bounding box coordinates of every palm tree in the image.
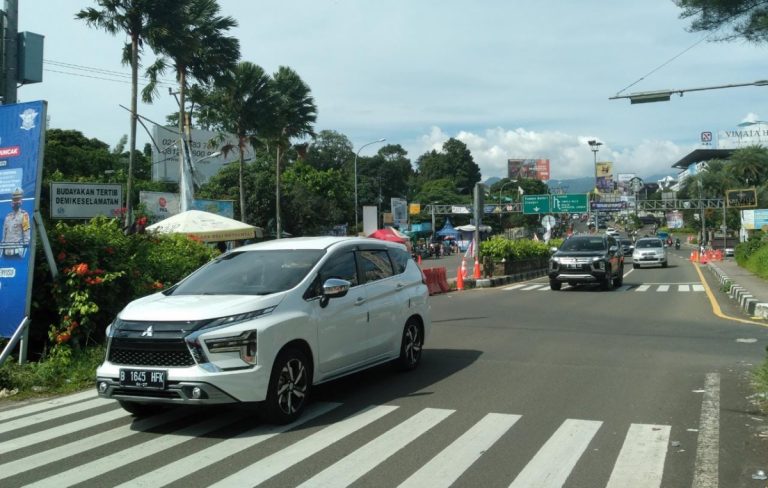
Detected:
[730,145,768,187]
[205,62,275,222]
[142,0,239,211]
[76,0,179,229]
[268,67,317,238]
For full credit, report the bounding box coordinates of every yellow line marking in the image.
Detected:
[692,262,768,327]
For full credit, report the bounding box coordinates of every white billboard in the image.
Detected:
[50,182,122,219]
[152,126,249,185]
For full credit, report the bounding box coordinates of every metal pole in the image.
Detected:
[2,0,18,105]
[353,138,385,234]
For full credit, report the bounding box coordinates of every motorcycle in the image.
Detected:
[674,239,680,250]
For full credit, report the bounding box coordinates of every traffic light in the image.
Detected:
[726,188,757,208]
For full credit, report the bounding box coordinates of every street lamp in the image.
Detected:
[609,79,768,104]
[354,138,386,234]
[588,140,602,228]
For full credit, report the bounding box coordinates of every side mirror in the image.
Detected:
[319,278,351,308]
[549,246,558,254]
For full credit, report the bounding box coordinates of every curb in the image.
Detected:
[706,262,768,320]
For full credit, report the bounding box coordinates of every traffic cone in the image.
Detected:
[461,257,468,279]
[473,258,481,279]
[417,254,422,266]
[456,263,464,290]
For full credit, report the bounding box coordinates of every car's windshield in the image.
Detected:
[636,239,662,249]
[169,249,325,295]
[559,237,606,252]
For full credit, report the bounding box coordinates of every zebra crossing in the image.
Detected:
[0,390,691,487]
[503,282,707,293]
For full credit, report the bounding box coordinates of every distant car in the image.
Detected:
[548,235,624,291]
[725,247,735,257]
[632,237,667,268]
[620,239,634,255]
[96,236,431,424]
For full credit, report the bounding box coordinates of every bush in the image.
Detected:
[480,235,559,261]
[735,234,766,265]
[0,345,105,396]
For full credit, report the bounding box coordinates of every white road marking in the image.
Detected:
[114,402,341,488]
[656,285,670,292]
[0,407,128,452]
[210,404,398,487]
[25,409,250,487]
[679,284,691,292]
[617,285,632,291]
[0,396,113,433]
[692,373,719,488]
[606,423,670,488]
[0,389,96,422]
[503,284,527,290]
[522,284,544,291]
[509,419,602,488]
[636,285,651,292]
[692,284,705,292]
[398,413,521,488]
[299,408,454,488]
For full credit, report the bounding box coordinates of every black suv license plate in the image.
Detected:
[119,369,167,389]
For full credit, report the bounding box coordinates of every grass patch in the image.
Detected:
[754,348,768,415]
[0,346,104,401]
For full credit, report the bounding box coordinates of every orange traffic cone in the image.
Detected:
[461,258,468,279]
[473,258,481,279]
[456,263,464,290]
[417,254,422,266]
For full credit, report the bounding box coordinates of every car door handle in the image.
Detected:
[355,297,366,306]
[395,282,405,290]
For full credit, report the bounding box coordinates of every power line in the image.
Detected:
[43,58,177,86]
[43,67,175,88]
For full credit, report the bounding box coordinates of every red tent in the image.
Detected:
[368,227,408,243]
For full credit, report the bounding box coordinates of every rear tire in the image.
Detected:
[263,348,311,424]
[662,260,668,268]
[632,263,639,269]
[549,280,561,291]
[397,319,423,371]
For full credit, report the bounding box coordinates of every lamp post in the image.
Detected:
[588,140,602,228]
[354,138,386,234]
[609,79,768,104]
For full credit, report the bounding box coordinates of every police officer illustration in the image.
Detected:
[2,188,31,258]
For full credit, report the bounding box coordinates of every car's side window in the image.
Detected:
[305,250,358,299]
[389,248,410,275]
[359,249,394,283]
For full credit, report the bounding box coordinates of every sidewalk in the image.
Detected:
[706,257,768,320]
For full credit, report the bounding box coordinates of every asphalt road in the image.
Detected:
[1,248,767,487]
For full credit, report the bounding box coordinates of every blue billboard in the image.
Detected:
[0,101,46,337]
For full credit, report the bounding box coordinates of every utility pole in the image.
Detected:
[2,0,18,104]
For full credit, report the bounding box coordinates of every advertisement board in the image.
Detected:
[507,159,550,181]
[139,191,235,222]
[0,101,46,338]
[391,198,408,229]
[740,209,768,230]
[616,173,636,196]
[595,162,614,193]
[718,121,768,149]
[151,126,245,185]
[50,182,122,219]
[665,210,684,229]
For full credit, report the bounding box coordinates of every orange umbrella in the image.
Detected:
[368,227,408,243]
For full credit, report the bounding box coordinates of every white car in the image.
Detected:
[632,237,668,268]
[96,236,431,424]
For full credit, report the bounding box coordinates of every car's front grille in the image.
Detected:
[108,338,195,367]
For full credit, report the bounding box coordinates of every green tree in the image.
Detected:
[281,161,350,235]
[76,0,179,228]
[266,66,317,238]
[358,144,414,214]
[677,0,768,42]
[304,130,354,171]
[730,145,768,186]
[143,0,239,211]
[415,138,481,195]
[204,61,275,222]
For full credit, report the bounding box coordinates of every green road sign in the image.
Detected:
[552,194,588,213]
[522,195,550,214]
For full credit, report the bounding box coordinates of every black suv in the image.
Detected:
[548,235,624,290]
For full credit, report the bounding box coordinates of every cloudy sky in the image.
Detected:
[18,0,768,182]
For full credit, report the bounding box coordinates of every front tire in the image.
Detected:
[550,280,561,291]
[397,319,423,371]
[613,265,624,287]
[662,260,668,268]
[263,348,311,424]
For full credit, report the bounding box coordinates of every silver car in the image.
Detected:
[632,238,667,268]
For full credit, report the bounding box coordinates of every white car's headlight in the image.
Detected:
[205,331,258,365]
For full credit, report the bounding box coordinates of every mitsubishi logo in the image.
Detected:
[141,325,154,337]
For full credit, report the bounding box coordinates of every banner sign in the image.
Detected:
[590,201,627,211]
[507,159,550,181]
[391,197,408,229]
[0,101,46,338]
[50,182,122,219]
[740,209,768,230]
[595,162,614,193]
[140,191,235,222]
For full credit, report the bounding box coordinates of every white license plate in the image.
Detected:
[119,369,167,389]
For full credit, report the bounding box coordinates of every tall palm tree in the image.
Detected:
[142,0,239,211]
[730,145,768,186]
[76,0,179,230]
[268,66,317,238]
[206,62,275,222]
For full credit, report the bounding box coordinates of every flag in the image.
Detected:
[464,238,475,259]
[518,186,525,195]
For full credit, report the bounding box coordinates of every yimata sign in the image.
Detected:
[50,182,123,219]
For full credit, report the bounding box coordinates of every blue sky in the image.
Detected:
[18,0,768,182]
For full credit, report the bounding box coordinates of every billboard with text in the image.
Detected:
[507,159,550,181]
